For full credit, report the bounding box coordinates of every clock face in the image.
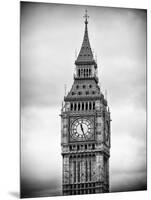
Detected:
[71,118,94,141]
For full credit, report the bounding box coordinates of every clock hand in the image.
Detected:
[80,124,86,139]
[80,124,84,133]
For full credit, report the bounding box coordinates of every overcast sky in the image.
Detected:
[21,2,147,197]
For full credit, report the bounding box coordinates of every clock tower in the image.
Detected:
[61,11,111,195]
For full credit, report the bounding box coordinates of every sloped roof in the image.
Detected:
[75,18,94,64]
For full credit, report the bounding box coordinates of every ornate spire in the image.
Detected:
[75,10,95,65]
[83,9,89,24]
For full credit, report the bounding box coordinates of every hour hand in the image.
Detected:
[80,124,84,133]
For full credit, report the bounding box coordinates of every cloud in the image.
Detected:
[110,105,146,192]
[110,133,146,192]
[21,106,62,197]
[21,3,146,111]
[110,171,147,192]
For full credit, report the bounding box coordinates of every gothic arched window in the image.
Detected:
[86,68,88,77]
[85,160,88,182]
[89,68,91,76]
[82,102,84,110]
[93,102,95,110]
[74,103,77,111]
[78,162,80,182]
[78,69,80,77]
[78,102,80,110]
[89,160,91,181]
[86,102,88,110]
[89,102,92,110]
[74,161,76,183]
[71,103,73,111]
[84,69,86,77]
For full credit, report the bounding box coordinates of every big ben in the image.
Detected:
[60,10,111,195]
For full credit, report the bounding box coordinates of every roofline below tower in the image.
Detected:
[64,95,108,106]
[75,60,97,67]
[74,76,98,83]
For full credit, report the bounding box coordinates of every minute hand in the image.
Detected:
[80,124,84,133]
[80,124,86,138]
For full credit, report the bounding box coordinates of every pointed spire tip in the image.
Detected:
[83,9,89,24]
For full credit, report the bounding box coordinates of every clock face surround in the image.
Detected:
[70,118,94,141]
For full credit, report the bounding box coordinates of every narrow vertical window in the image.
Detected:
[78,102,80,111]
[78,69,80,77]
[85,160,88,182]
[74,161,76,183]
[86,69,88,77]
[78,161,80,182]
[89,68,91,77]
[82,102,84,110]
[89,160,91,181]
[89,102,92,110]
[93,102,95,110]
[86,102,88,110]
[74,103,76,111]
[71,103,73,111]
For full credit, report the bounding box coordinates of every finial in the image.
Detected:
[83,9,89,24]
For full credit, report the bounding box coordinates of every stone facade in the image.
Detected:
[61,11,111,196]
